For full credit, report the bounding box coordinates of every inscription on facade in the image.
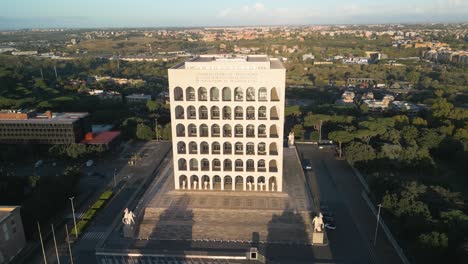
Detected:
[195,72,258,84]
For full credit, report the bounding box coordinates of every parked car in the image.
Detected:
[34,160,43,168]
[303,160,312,171]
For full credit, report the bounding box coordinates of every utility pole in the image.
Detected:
[37,222,47,264]
[374,204,382,246]
[54,65,58,79]
[318,120,323,143]
[68,197,78,238]
[155,117,159,141]
[113,168,117,188]
[40,68,44,80]
[65,224,74,264]
[51,224,60,264]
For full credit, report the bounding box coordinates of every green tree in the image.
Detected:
[344,141,376,165]
[291,124,305,140]
[161,124,172,140]
[412,117,428,126]
[328,130,355,158]
[146,100,160,113]
[136,123,154,141]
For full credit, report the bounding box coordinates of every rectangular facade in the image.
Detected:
[169,55,285,192]
[0,207,26,263]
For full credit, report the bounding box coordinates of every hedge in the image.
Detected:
[91,200,105,209]
[70,220,88,236]
[82,209,97,220]
[99,190,113,200]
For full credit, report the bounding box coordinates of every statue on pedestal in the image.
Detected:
[271,182,275,191]
[288,131,295,147]
[122,208,136,238]
[259,182,264,191]
[193,180,198,190]
[247,181,252,191]
[312,213,324,232]
[182,179,186,190]
[204,181,208,190]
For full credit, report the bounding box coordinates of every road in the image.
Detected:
[297,143,403,264]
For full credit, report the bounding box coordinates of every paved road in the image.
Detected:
[297,144,403,264]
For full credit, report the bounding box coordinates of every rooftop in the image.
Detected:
[0,109,89,123]
[0,206,19,222]
[172,55,285,70]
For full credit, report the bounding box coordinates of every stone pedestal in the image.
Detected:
[312,231,324,244]
[123,224,135,238]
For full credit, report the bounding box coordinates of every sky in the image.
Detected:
[0,0,467,29]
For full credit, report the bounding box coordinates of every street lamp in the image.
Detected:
[374,204,382,246]
[69,197,78,239]
[113,168,117,188]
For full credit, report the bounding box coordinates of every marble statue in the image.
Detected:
[312,213,324,232]
[247,181,252,191]
[259,182,264,191]
[182,179,186,190]
[271,182,275,191]
[122,208,135,225]
[193,180,198,190]
[288,131,295,147]
[204,181,208,190]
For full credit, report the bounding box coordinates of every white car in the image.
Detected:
[86,160,94,167]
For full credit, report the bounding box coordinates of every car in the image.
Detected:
[34,160,43,168]
[86,159,94,167]
[303,160,312,171]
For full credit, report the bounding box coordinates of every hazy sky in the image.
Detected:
[0,0,467,29]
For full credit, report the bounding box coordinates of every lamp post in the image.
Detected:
[69,197,78,238]
[37,222,47,264]
[51,224,60,264]
[65,224,74,264]
[374,204,382,246]
[113,168,117,188]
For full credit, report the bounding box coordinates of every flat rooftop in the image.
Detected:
[0,110,89,124]
[0,206,18,222]
[172,54,285,70]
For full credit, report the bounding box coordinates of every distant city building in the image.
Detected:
[0,109,91,144]
[363,95,395,111]
[11,51,38,56]
[336,91,355,105]
[347,78,383,89]
[391,101,424,113]
[302,54,315,61]
[88,89,122,101]
[169,55,285,192]
[0,206,26,263]
[125,93,152,103]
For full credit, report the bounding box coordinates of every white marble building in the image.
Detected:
[169,55,286,192]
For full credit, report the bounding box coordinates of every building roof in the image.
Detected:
[0,206,19,223]
[81,131,121,145]
[0,110,89,124]
[172,54,285,70]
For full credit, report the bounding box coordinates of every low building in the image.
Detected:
[88,90,122,101]
[336,91,355,105]
[0,109,91,144]
[363,95,395,111]
[125,93,151,103]
[0,206,26,263]
[302,54,315,61]
[391,101,423,113]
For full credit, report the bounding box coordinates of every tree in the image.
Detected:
[401,126,419,146]
[146,100,160,113]
[344,141,376,165]
[136,123,154,141]
[328,131,355,158]
[161,124,172,140]
[291,124,305,140]
[412,117,428,126]
[431,98,453,119]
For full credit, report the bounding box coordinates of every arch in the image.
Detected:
[270,106,279,120]
[189,158,198,171]
[269,125,278,138]
[235,159,243,172]
[234,87,243,101]
[200,141,209,154]
[269,160,278,172]
[187,106,196,119]
[211,106,220,119]
[246,176,255,191]
[258,159,266,172]
[189,141,197,154]
[177,141,186,154]
[178,158,187,171]
[212,142,221,154]
[200,124,208,137]
[222,87,231,101]
[211,124,220,137]
[223,142,232,154]
[190,175,200,190]
[235,176,244,191]
[258,176,266,191]
[199,106,208,119]
[201,158,209,171]
[235,124,243,137]
[246,106,255,120]
[201,175,210,190]
[258,143,266,155]
[175,106,184,119]
[244,142,254,155]
[258,87,267,101]
[234,106,243,120]
[188,124,197,137]
[269,176,277,191]
[186,87,195,101]
[222,106,231,120]
[174,87,183,101]
[198,87,207,101]
[223,159,232,171]
[258,106,267,120]
[210,87,219,101]
[213,175,222,190]
[246,125,255,138]
[271,87,279,101]
[235,142,243,155]
[223,124,232,137]
[258,125,267,137]
[269,142,278,155]
[246,87,255,101]
[179,175,188,189]
[176,124,185,137]
[224,176,233,190]
[246,159,255,172]
[212,158,221,171]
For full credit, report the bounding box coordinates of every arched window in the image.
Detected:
[212,142,221,154]
[235,159,243,172]
[258,87,267,101]
[177,142,186,154]
[187,106,196,119]
[223,106,231,120]
[222,87,231,101]
[212,159,221,171]
[200,142,209,154]
[234,87,243,101]
[246,125,255,138]
[235,125,243,137]
[269,176,277,191]
[189,158,198,171]
[174,87,183,101]
[176,124,185,137]
[270,106,279,120]
[198,87,207,101]
[235,142,243,155]
[190,175,199,189]
[201,175,210,189]
[199,106,208,119]
[269,125,278,138]
[223,142,232,154]
[246,159,255,172]
[269,142,278,155]
[178,159,187,170]
[223,124,232,137]
[186,87,195,101]
[269,160,278,172]
[234,106,243,120]
[271,87,279,101]
[246,142,255,155]
[200,124,208,137]
[211,106,220,119]
[189,141,197,154]
[213,175,222,190]
[210,87,219,101]
[235,176,243,191]
[246,87,255,101]
[224,176,233,190]
[211,124,220,137]
[258,125,267,137]
[179,175,187,189]
[224,159,232,171]
[246,106,255,120]
[258,159,266,172]
[175,106,184,119]
[258,106,267,120]
[201,158,209,171]
[188,124,197,137]
[258,142,266,155]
